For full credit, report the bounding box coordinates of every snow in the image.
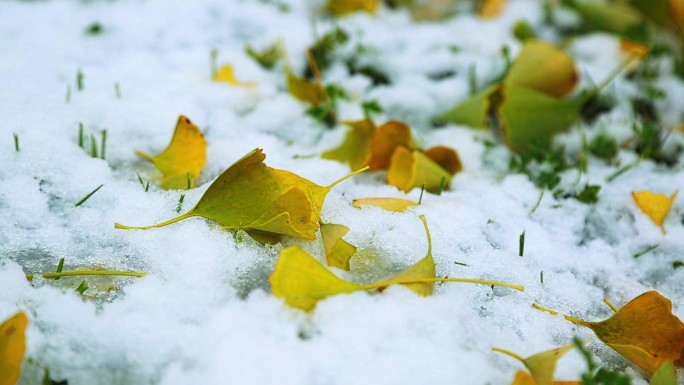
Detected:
[1,0,683,384]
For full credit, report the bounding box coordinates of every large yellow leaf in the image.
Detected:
[505,40,578,99]
[387,146,454,193]
[632,190,678,230]
[0,311,28,385]
[352,197,418,212]
[213,64,257,87]
[564,291,684,374]
[116,149,365,241]
[322,119,376,170]
[320,223,357,271]
[135,115,207,190]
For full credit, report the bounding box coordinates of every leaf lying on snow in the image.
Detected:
[352,197,418,212]
[286,68,327,106]
[494,344,576,385]
[213,64,257,87]
[505,40,578,99]
[117,149,367,241]
[320,223,356,271]
[270,215,524,310]
[323,119,462,192]
[245,40,283,70]
[632,190,678,231]
[324,0,378,16]
[650,361,677,385]
[135,115,207,190]
[0,311,28,385]
[480,0,506,19]
[564,291,684,374]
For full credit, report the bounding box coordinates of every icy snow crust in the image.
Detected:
[1,0,683,384]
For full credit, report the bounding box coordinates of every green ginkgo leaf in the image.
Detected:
[434,85,499,129]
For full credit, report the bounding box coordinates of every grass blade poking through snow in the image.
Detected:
[270,215,524,311]
[75,184,103,207]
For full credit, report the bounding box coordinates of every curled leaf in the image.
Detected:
[321,223,357,271]
[564,291,684,374]
[632,190,678,230]
[369,120,418,170]
[0,311,28,385]
[505,40,578,99]
[387,146,453,193]
[322,119,376,170]
[650,361,677,385]
[214,64,257,87]
[135,115,207,190]
[117,149,366,241]
[434,85,499,128]
[352,197,418,212]
[495,344,575,385]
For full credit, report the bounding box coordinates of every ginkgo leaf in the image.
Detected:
[135,115,207,190]
[321,119,376,170]
[116,149,366,241]
[368,120,418,170]
[495,344,575,385]
[0,311,28,385]
[387,146,454,192]
[325,0,378,16]
[321,223,357,271]
[564,291,684,374]
[270,215,524,310]
[434,85,499,128]
[632,190,678,230]
[505,40,578,99]
[424,146,463,175]
[213,64,257,87]
[286,68,327,106]
[352,197,418,212]
[620,39,650,60]
[650,361,676,385]
[480,0,506,19]
[507,371,580,385]
[499,86,586,153]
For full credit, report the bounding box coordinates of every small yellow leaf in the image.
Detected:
[632,190,678,230]
[505,40,578,99]
[352,197,418,212]
[321,119,376,170]
[480,0,506,19]
[286,68,327,106]
[270,245,363,311]
[369,120,418,170]
[650,361,676,385]
[213,64,257,87]
[565,291,684,374]
[0,311,28,385]
[321,223,357,271]
[117,149,365,241]
[135,115,207,190]
[495,345,574,385]
[387,146,453,193]
[325,0,378,16]
[620,39,650,60]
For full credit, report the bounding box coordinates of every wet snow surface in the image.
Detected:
[1,1,683,384]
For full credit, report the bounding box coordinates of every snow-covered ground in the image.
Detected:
[1,0,683,384]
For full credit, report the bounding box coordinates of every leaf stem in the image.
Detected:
[26,270,146,281]
[492,347,525,363]
[361,277,524,292]
[326,165,369,191]
[115,211,195,230]
[603,297,619,313]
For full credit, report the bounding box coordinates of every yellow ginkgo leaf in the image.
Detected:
[495,344,575,385]
[480,0,506,19]
[369,120,418,170]
[352,197,418,212]
[213,64,257,87]
[270,215,524,310]
[325,0,378,16]
[620,39,650,60]
[322,119,376,170]
[286,68,327,106]
[0,311,28,385]
[564,291,684,374]
[505,40,578,99]
[387,146,454,193]
[507,371,580,385]
[135,115,207,190]
[632,190,678,230]
[424,146,463,175]
[117,149,366,241]
[650,361,676,385]
[320,223,357,271]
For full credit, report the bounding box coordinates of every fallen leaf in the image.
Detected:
[0,311,28,385]
[213,64,257,87]
[322,119,376,170]
[369,120,418,170]
[352,197,418,212]
[505,40,578,99]
[245,41,283,69]
[480,0,506,19]
[564,291,684,374]
[650,361,676,385]
[117,149,366,241]
[387,146,454,192]
[135,115,207,190]
[286,68,327,106]
[632,190,678,230]
[424,146,463,175]
[270,215,524,310]
[321,223,357,270]
[434,85,499,128]
[495,345,575,385]
[325,0,378,16]
[620,39,650,59]
[570,2,645,37]
[507,371,580,385]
